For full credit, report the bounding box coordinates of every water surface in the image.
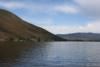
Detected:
[0,42,100,67]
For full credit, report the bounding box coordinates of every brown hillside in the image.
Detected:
[0,9,65,42]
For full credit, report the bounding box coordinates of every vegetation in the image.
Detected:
[0,9,65,42]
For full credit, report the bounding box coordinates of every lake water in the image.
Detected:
[0,42,100,67]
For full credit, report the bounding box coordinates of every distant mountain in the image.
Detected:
[0,9,65,42]
[57,33,100,41]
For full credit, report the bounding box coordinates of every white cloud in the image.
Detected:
[79,20,100,32]
[0,1,79,14]
[54,5,79,14]
[43,25,80,34]
[0,2,27,8]
[0,2,51,14]
[74,0,100,19]
[43,20,100,34]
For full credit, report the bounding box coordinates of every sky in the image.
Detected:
[0,0,100,34]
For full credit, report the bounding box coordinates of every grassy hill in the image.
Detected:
[0,9,65,42]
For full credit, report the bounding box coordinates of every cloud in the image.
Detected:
[54,5,79,14]
[0,2,33,9]
[79,20,100,32]
[43,25,80,34]
[74,0,100,19]
[0,1,79,14]
[43,20,100,34]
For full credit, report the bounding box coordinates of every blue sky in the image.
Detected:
[0,0,100,34]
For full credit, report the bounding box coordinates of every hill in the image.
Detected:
[57,33,100,41]
[0,9,65,42]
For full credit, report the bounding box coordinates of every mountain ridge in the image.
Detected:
[57,33,100,41]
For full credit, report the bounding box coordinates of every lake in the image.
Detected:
[0,42,100,67]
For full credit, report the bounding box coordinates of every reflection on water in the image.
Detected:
[0,42,100,67]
